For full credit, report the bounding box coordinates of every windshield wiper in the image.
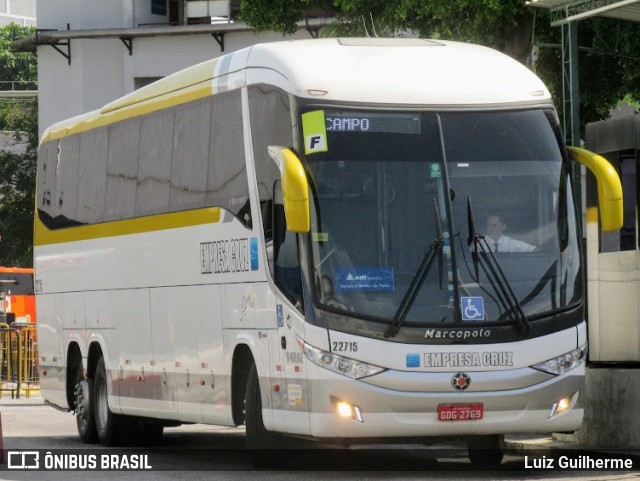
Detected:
[385,200,444,338]
[466,197,531,336]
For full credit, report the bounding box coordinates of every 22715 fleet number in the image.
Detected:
[332,341,358,352]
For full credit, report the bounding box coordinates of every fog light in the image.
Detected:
[337,402,353,418]
[330,396,364,423]
[549,395,573,418]
[557,397,571,413]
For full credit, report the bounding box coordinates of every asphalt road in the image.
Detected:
[0,395,638,481]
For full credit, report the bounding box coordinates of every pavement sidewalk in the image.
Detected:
[1,395,637,462]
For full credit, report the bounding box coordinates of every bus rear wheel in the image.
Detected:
[93,356,126,446]
[74,364,97,443]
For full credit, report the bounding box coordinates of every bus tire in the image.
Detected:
[245,363,287,467]
[468,435,504,467]
[93,356,124,446]
[74,364,98,443]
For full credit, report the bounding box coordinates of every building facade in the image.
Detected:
[0,0,36,27]
[33,0,329,136]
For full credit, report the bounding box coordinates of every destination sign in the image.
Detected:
[325,112,421,134]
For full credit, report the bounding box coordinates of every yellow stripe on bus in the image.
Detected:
[34,207,221,246]
[41,81,214,144]
[100,59,219,114]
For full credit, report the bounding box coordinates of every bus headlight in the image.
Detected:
[296,336,386,379]
[531,344,587,375]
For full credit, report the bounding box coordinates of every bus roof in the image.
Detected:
[245,38,551,107]
[41,38,551,144]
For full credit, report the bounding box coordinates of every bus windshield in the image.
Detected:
[301,108,581,330]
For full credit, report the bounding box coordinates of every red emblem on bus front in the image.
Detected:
[451,372,471,391]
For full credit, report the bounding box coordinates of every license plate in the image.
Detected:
[437,403,484,422]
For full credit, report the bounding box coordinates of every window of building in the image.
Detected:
[151,0,167,16]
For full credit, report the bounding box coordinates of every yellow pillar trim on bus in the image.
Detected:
[40,81,214,144]
[281,148,311,233]
[33,207,221,246]
[586,207,599,224]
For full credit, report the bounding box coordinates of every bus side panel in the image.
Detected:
[197,285,228,425]
[85,291,116,413]
[224,283,256,329]
[37,293,67,409]
[62,292,86,380]
[62,291,85,331]
[147,288,179,419]
[113,289,152,416]
[148,285,227,424]
[152,286,201,423]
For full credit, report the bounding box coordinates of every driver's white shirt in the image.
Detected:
[486,235,535,253]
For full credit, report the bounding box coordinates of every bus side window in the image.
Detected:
[598,153,637,252]
[247,84,301,307]
[272,180,303,310]
[619,155,637,251]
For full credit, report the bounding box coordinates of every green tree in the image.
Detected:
[0,23,37,85]
[238,0,640,129]
[0,24,37,267]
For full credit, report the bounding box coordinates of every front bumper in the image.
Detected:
[305,362,584,439]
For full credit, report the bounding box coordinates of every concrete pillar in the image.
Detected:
[576,366,640,448]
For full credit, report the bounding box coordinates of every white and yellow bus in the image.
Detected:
[584,114,640,364]
[35,38,622,465]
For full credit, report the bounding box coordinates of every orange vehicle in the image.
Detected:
[0,267,36,324]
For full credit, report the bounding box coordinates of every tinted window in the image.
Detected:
[37,90,251,229]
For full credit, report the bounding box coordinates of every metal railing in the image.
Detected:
[0,323,39,399]
[0,81,38,91]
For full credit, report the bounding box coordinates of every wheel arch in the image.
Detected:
[86,341,104,380]
[231,343,255,426]
[65,342,83,409]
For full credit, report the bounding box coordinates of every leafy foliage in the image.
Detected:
[238,0,640,130]
[0,24,37,267]
[0,24,37,84]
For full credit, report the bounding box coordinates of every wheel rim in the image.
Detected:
[75,381,90,430]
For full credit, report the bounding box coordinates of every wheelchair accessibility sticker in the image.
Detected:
[461,297,485,321]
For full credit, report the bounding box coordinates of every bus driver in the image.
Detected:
[485,214,535,253]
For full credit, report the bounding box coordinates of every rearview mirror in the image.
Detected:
[568,146,623,232]
[267,146,310,233]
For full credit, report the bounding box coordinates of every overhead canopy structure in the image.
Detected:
[11,17,334,62]
[529,0,640,148]
[528,0,640,211]
[532,0,640,26]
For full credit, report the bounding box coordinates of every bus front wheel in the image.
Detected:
[468,435,504,467]
[245,363,287,467]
